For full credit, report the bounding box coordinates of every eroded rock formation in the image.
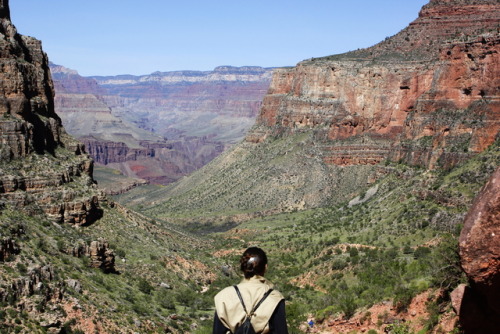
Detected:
[0,0,102,225]
[253,0,500,170]
[65,238,116,273]
[0,237,19,261]
[50,64,246,185]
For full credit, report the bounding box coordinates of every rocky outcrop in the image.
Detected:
[253,0,500,170]
[80,135,224,185]
[87,239,116,273]
[0,2,60,158]
[0,265,63,305]
[66,238,116,273]
[452,167,500,333]
[141,0,500,220]
[0,0,102,225]
[0,237,19,261]
[82,137,156,165]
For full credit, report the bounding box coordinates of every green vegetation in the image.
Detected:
[191,138,499,333]
[0,200,217,333]
[115,131,376,224]
[2,130,498,332]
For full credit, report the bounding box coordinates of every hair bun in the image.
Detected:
[240,247,268,278]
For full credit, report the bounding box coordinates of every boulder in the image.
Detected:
[454,167,500,333]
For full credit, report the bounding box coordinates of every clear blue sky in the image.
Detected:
[10,0,429,76]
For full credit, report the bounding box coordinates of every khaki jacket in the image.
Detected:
[214,275,284,333]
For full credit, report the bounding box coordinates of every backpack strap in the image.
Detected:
[233,285,274,317]
[234,285,249,315]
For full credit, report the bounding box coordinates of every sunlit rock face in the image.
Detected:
[253,0,500,170]
[0,0,102,225]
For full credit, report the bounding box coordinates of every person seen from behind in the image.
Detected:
[213,247,289,333]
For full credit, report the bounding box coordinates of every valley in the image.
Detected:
[1,0,500,333]
[51,63,272,188]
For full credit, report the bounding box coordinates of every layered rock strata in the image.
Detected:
[254,0,500,170]
[51,64,234,185]
[133,0,500,221]
[0,0,102,225]
[93,66,272,145]
[0,265,64,305]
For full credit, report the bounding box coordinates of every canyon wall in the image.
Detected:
[51,65,271,186]
[92,66,273,144]
[253,0,499,170]
[0,0,102,225]
[141,0,500,222]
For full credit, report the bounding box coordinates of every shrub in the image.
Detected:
[349,247,359,257]
[156,289,176,310]
[338,293,357,319]
[175,287,198,307]
[385,321,414,334]
[413,246,431,259]
[16,263,27,275]
[115,249,126,258]
[429,234,465,291]
[332,259,346,270]
[394,286,414,313]
[138,278,154,295]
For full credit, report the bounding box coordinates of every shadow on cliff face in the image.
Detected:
[454,285,500,334]
[22,112,59,155]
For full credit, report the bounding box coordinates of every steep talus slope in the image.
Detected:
[127,0,499,224]
[0,1,220,332]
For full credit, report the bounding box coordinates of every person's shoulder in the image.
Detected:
[270,289,284,300]
[214,285,237,302]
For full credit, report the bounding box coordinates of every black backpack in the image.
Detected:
[233,285,273,334]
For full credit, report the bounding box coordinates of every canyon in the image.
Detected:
[256,0,499,170]
[0,2,101,226]
[51,64,272,187]
[0,1,216,332]
[137,0,499,220]
[1,0,500,333]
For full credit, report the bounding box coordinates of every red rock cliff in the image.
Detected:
[254,0,500,169]
[0,0,102,225]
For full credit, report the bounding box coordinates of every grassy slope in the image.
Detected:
[0,197,220,333]
[2,139,498,333]
[195,139,500,333]
[2,121,497,333]
[93,165,149,195]
[116,132,376,225]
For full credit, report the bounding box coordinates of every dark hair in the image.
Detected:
[240,247,267,279]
